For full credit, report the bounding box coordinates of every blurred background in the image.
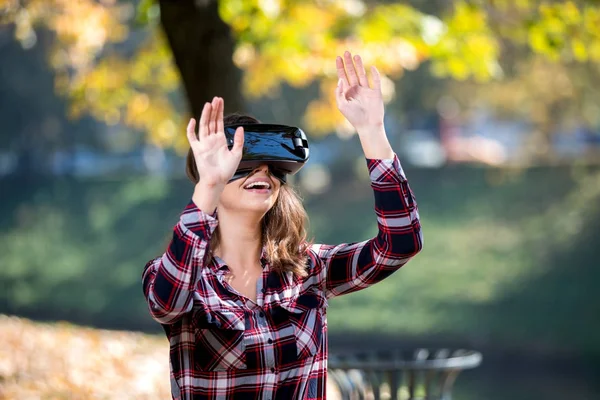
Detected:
[1,0,600,398]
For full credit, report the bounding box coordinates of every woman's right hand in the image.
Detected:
[187,96,244,189]
[187,97,244,213]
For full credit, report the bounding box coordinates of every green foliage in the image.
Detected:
[220,0,502,133]
[309,164,600,356]
[0,0,186,152]
[429,2,500,81]
[1,165,600,356]
[1,0,599,144]
[0,176,181,329]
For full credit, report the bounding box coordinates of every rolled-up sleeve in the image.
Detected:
[311,154,423,298]
[142,200,217,324]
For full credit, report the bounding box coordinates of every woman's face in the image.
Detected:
[219,164,281,215]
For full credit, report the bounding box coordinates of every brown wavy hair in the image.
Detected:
[186,113,310,278]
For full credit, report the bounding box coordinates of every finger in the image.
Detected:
[186,118,198,144]
[344,51,359,87]
[199,102,211,140]
[231,126,245,155]
[353,54,368,87]
[335,56,350,89]
[370,66,382,91]
[216,97,224,133]
[209,97,219,134]
[335,78,345,108]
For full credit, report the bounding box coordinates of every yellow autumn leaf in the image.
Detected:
[529,27,551,54]
[588,39,600,63]
[561,1,581,26]
[572,38,588,62]
[446,57,470,81]
[3,0,599,144]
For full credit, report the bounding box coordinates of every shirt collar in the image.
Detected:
[208,247,269,273]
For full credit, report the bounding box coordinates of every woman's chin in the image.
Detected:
[246,200,275,214]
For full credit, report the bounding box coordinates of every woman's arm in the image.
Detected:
[311,152,422,298]
[142,97,244,324]
[142,198,218,324]
[311,51,423,298]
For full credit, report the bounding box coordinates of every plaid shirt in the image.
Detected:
[142,154,423,400]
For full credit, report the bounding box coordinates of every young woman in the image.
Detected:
[142,51,423,400]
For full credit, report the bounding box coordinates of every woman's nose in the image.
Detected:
[254,164,269,174]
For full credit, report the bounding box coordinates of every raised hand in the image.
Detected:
[335,51,393,160]
[335,51,385,133]
[187,97,244,188]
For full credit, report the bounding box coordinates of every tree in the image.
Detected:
[445,1,600,162]
[1,0,599,156]
[158,0,243,118]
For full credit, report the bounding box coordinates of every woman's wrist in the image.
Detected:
[356,125,395,159]
[192,181,225,215]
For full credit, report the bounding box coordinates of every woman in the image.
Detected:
[142,51,423,400]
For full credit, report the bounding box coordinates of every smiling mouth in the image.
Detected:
[243,181,272,192]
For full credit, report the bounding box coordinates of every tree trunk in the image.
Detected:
[158,0,244,118]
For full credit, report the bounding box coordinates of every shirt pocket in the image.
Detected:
[277,291,326,360]
[192,308,248,371]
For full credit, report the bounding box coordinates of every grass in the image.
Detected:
[1,164,600,359]
[308,165,600,358]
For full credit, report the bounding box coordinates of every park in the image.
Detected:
[1,0,599,399]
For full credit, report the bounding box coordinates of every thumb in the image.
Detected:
[231,126,245,155]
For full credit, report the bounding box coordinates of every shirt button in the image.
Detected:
[268,338,273,344]
[259,312,265,318]
[261,288,266,294]
[270,367,275,373]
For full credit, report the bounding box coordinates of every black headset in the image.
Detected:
[224,124,310,183]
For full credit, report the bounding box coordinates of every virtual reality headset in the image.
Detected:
[224,124,310,184]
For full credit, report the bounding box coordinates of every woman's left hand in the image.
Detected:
[335,51,394,159]
[335,51,384,133]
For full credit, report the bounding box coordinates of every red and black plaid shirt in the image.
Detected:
[142,154,423,400]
